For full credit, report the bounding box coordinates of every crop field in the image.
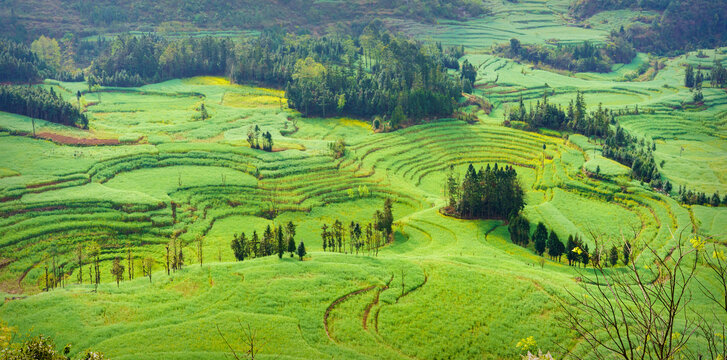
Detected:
[1,5,726,358]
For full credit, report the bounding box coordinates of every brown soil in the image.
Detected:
[36,132,120,145]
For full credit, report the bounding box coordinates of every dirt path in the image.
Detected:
[323,285,377,341]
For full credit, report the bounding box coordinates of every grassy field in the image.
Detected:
[1,6,726,357]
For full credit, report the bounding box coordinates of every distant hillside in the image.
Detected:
[0,0,488,41]
[570,0,727,54]
[569,0,670,19]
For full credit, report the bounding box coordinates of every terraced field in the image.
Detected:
[1,4,726,354]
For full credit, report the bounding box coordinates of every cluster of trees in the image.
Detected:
[230,221,305,261]
[86,23,463,126]
[684,64,705,89]
[329,138,346,159]
[0,85,88,129]
[508,92,660,183]
[0,37,84,83]
[445,163,525,219]
[711,60,727,88]
[602,124,659,183]
[508,91,610,137]
[164,237,185,275]
[282,28,461,124]
[88,34,232,86]
[320,200,393,257]
[677,186,726,207]
[321,221,379,256]
[684,63,707,102]
[508,217,633,268]
[498,38,635,73]
[246,124,273,152]
[684,60,727,102]
[1,334,105,360]
[0,38,53,83]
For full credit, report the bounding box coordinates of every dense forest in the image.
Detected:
[571,0,727,54]
[88,34,231,86]
[0,39,52,83]
[87,25,463,125]
[496,38,636,73]
[0,85,88,128]
[508,92,659,183]
[444,163,525,220]
[0,0,488,41]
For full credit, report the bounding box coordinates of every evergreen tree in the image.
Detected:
[297,242,307,261]
[533,222,548,256]
[582,244,590,267]
[321,224,329,252]
[263,225,274,256]
[685,64,694,88]
[231,235,241,261]
[609,246,618,266]
[547,230,560,260]
[508,215,530,245]
[251,231,260,257]
[566,235,577,266]
[623,241,631,265]
[277,226,284,259]
[287,221,297,257]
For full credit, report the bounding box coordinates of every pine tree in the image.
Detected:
[286,221,297,257]
[685,64,694,88]
[547,230,560,260]
[566,235,576,266]
[277,226,284,259]
[321,224,329,252]
[582,244,590,268]
[623,241,631,265]
[533,222,548,256]
[609,246,618,266]
[297,242,306,261]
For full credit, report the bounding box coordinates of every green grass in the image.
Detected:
[0,30,725,357]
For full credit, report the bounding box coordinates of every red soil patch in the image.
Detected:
[36,132,120,145]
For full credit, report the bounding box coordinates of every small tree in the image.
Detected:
[76,244,84,284]
[533,222,548,256]
[562,232,701,359]
[609,246,618,266]
[547,230,560,260]
[200,103,209,120]
[622,241,631,265]
[286,221,297,257]
[142,257,154,283]
[216,321,267,360]
[277,226,284,259]
[110,257,124,287]
[196,235,204,267]
[297,242,306,261]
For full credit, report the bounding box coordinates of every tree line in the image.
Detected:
[677,186,726,207]
[0,38,53,83]
[508,217,633,268]
[85,23,463,127]
[571,0,726,55]
[507,91,659,183]
[444,163,525,220]
[0,85,88,129]
[320,198,394,257]
[497,38,636,73]
[87,34,231,87]
[231,221,306,261]
[246,124,274,152]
